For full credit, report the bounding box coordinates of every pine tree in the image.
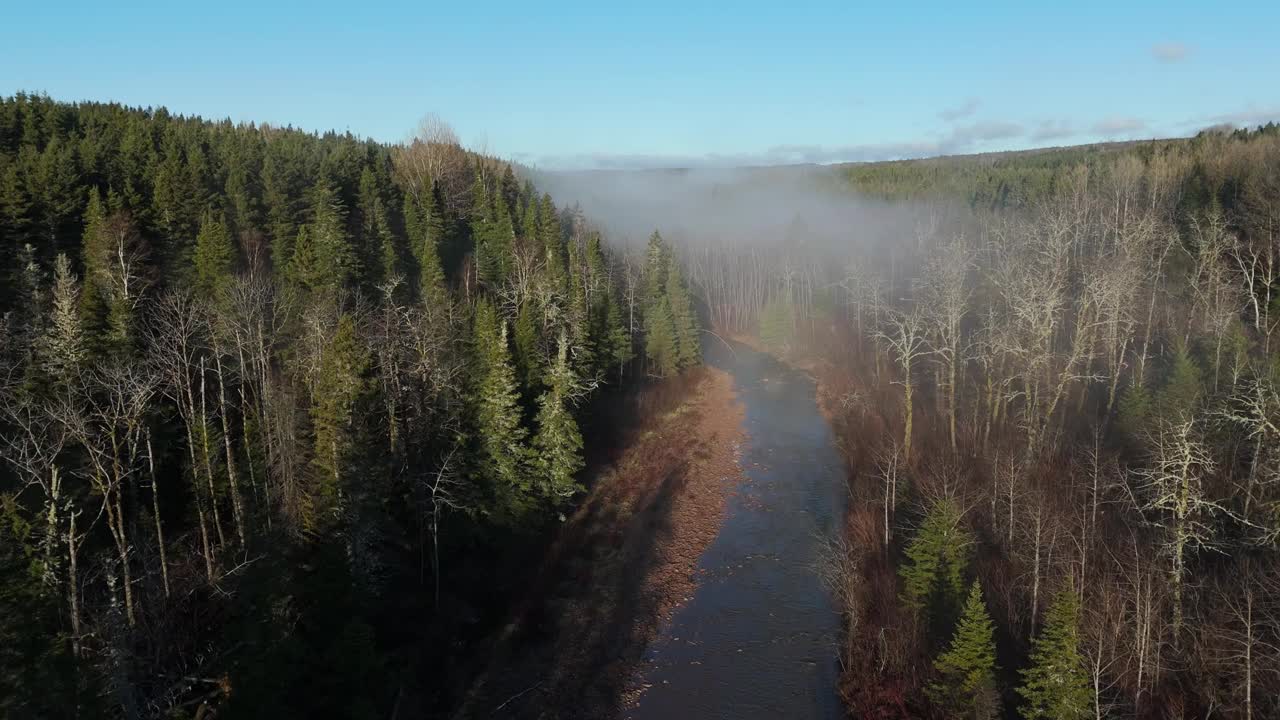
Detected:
[78,186,108,334]
[192,211,236,300]
[602,291,633,381]
[927,581,1001,719]
[532,331,584,505]
[37,253,85,384]
[644,231,669,304]
[538,194,565,291]
[513,300,542,393]
[471,299,529,515]
[1017,589,1091,720]
[288,182,356,298]
[900,498,972,619]
[1157,342,1203,420]
[308,315,373,536]
[666,256,700,368]
[405,186,447,305]
[644,296,679,377]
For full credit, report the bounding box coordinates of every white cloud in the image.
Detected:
[1092,116,1147,136]
[1151,42,1192,63]
[939,98,981,122]
[1205,106,1280,128]
[1030,119,1076,142]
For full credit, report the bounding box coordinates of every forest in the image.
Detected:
[0,93,701,718]
[681,123,1280,718]
[3,90,1280,720]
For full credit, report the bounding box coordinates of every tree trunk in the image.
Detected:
[145,432,170,598]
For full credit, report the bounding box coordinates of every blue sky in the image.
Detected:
[4,1,1278,169]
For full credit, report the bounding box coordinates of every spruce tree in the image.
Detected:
[644,296,679,377]
[308,314,373,536]
[538,194,565,291]
[1157,342,1203,420]
[513,300,542,393]
[900,498,972,619]
[484,198,514,287]
[1017,588,1091,720]
[405,186,447,305]
[37,253,85,385]
[666,256,700,368]
[192,211,236,300]
[532,331,584,505]
[927,581,1001,719]
[471,299,530,515]
[602,291,633,381]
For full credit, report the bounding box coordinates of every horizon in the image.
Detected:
[4,1,1279,170]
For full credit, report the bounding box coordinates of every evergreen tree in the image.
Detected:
[1017,589,1091,720]
[927,581,1001,719]
[602,291,633,381]
[470,299,529,516]
[513,300,542,393]
[666,256,700,368]
[538,194,565,291]
[532,331,584,505]
[192,211,236,299]
[1156,342,1203,420]
[288,182,357,297]
[900,498,972,619]
[37,253,85,384]
[405,185,447,305]
[308,315,373,536]
[78,186,108,332]
[644,296,679,377]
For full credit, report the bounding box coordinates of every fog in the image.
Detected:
[531,164,936,256]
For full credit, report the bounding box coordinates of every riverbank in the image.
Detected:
[455,367,746,719]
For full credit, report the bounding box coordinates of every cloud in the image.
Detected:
[533,141,946,171]
[1030,119,1076,142]
[942,120,1024,149]
[1151,42,1192,63]
[1092,116,1147,136]
[533,118,1035,171]
[939,98,981,122]
[1204,106,1280,128]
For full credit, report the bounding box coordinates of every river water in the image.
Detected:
[628,340,846,719]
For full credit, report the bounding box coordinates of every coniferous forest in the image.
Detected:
[0,94,702,718]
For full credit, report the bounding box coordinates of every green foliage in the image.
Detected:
[927,581,1001,719]
[513,300,543,392]
[192,210,236,299]
[1156,342,1204,420]
[532,332,584,505]
[36,253,85,384]
[900,498,972,619]
[406,185,447,305]
[759,294,794,353]
[1017,589,1091,720]
[307,314,374,535]
[640,231,700,376]
[470,298,530,516]
[667,256,700,368]
[1115,382,1152,438]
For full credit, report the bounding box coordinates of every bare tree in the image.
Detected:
[918,234,974,452]
[1132,412,1229,636]
[876,306,928,461]
[60,361,158,627]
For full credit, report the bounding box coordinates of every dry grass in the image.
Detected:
[455,368,746,719]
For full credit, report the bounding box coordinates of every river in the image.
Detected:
[628,340,846,719]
